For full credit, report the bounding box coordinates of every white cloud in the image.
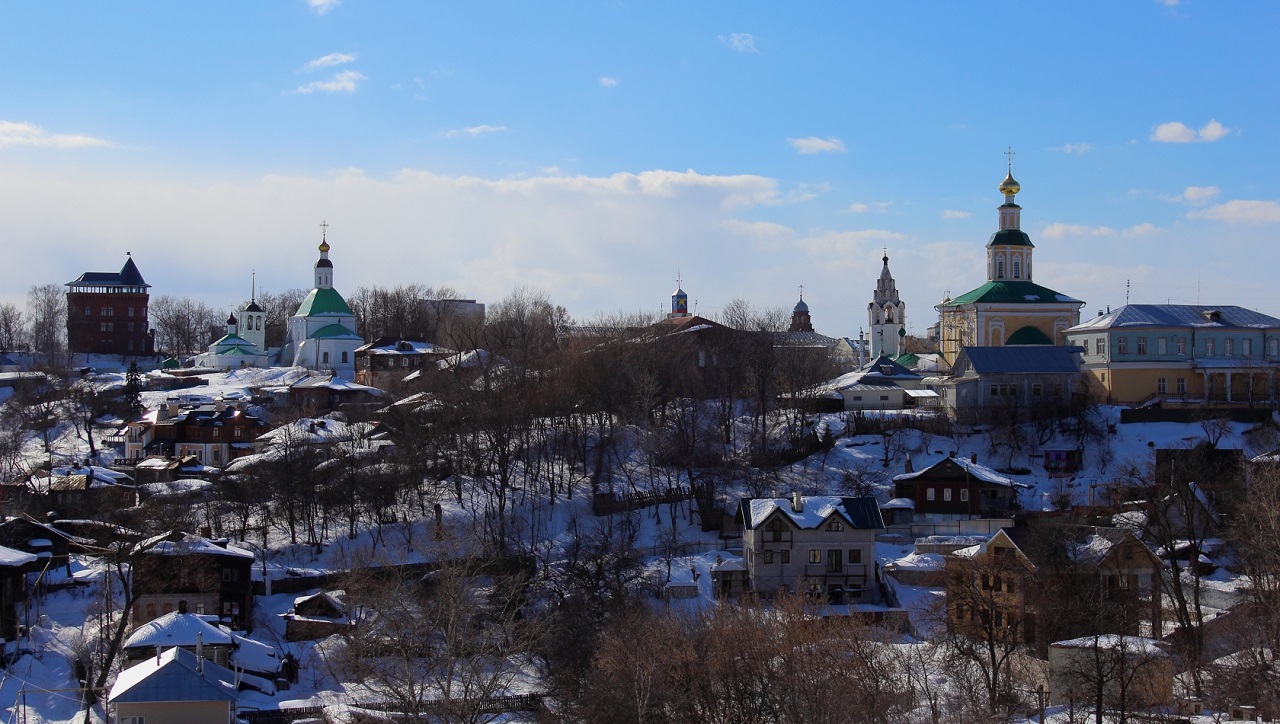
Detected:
[306,0,340,14]
[1052,143,1092,155]
[1150,119,1231,143]
[0,166,785,321]
[941,209,971,220]
[789,136,845,154]
[719,33,759,53]
[1122,223,1159,236]
[599,76,618,88]
[1189,200,1280,224]
[0,121,111,150]
[302,52,356,72]
[847,201,891,214]
[294,69,365,94]
[1181,186,1221,204]
[795,229,908,256]
[1041,223,1117,239]
[444,125,508,139]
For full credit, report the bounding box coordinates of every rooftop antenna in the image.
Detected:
[251,269,256,303]
[1126,279,1130,305]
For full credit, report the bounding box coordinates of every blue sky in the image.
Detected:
[1,1,1277,338]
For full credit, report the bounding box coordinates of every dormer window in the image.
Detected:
[826,520,845,532]
[767,518,785,542]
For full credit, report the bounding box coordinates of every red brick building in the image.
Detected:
[65,254,155,356]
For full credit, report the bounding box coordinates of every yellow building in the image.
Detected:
[936,167,1084,365]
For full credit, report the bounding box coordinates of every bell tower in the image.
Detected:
[868,250,906,357]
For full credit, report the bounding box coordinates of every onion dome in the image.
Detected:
[794,298,809,313]
[226,313,237,325]
[999,172,1020,196]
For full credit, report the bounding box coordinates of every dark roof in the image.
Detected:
[66,255,151,289]
[315,258,333,268]
[1067,304,1280,332]
[957,345,1083,375]
[987,228,1034,248]
[941,280,1082,307]
[244,300,264,313]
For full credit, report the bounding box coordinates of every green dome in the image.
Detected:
[310,323,361,339]
[294,287,353,316]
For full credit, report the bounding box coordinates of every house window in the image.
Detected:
[342,351,348,363]
[960,489,970,502]
[1206,339,1216,356]
[322,351,330,364]
[943,488,952,502]
[826,549,842,573]
[879,395,889,401]
[101,307,108,316]
[212,428,220,438]
[120,717,145,724]
[767,519,785,542]
[1117,337,1128,355]
[222,567,239,582]
[1031,383,1042,397]
[84,306,92,317]
[808,549,821,564]
[128,307,135,317]
[826,520,844,532]
[698,350,706,368]
[1137,337,1147,354]
[781,550,790,565]
[1157,338,1168,355]
[234,428,242,439]
[1272,339,1279,356]
[1095,338,1106,356]
[763,551,774,564]
[1225,339,1235,357]
[848,549,862,564]
[1177,377,1187,394]
[1177,337,1187,355]
[1244,339,1253,356]
[1157,378,1167,394]
[926,488,936,501]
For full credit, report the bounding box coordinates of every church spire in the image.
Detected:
[869,250,906,357]
[987,151,1034,282]
[670,271,690,318]
[314,220,334,289]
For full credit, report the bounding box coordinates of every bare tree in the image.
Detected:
[26,283,67,360]
[149,295,219,355]
[0,301,23,351]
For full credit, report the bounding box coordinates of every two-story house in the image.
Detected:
[893,454,1029,522]
[1065,304,1280,406]
[353,337,455,388]
[947,524,1162,656]
[144,402,266,468]
[928,345,1085,423]
[132,531,255,632]
[738,493,885,604]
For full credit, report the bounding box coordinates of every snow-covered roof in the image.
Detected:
[0,544,38,568]
[124,612,234,649]
[882,498,915,509]
[108,646,240,704]
[743,496,884,530]
[1050,634,1167,655]
[231,632,282,675]
[892,456,1020,488]
[139,532,254,560]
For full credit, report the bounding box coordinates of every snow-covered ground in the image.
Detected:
[1,365,1267,723]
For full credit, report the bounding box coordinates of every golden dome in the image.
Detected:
[999,172,1020,196]
[318,240,330,253]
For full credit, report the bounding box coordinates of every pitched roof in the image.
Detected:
[740,496,884,530]
[941,280,1082,307]
[987,228,1034,248]
[1067,303,1280,332]
[956,345,1083,375]
[892,456,1022,488]
[293,287,353,316]
[108,646,239,704]
[67,255,151,289]
[124,612,234,650]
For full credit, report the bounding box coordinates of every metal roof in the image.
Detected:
[957,345,1083,375]
[1067,304,1280,331]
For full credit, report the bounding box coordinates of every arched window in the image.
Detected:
[1013,259,1021,279]
[997,260,1005,279]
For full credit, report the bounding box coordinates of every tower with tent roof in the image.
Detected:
[869,251,906,357]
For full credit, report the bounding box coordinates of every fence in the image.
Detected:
[241,693,545,723]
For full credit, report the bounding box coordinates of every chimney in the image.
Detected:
[904,457,914,474]
[156,644,162,665]
[949,450,956,458]
[178,599,188,614]
[790,491,803,513]
[970,452,978,464]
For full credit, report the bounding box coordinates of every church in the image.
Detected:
[193,301,270,370]
[277,226,365,379]
[934,165,1083,365]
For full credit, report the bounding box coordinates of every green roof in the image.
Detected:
[941,280,1082,307]
[310,323,361,339]
[987,228,1034,248]
[1006,325,1054,345]
[294,287,353,317]
[892,352,919,367]
[211,333,252,347]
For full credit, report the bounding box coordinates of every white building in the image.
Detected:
[277,229,364,379]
